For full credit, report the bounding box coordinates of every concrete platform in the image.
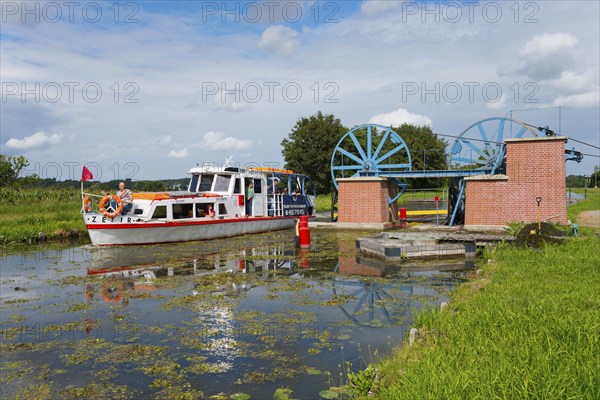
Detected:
[355,231,512,261]
[356,232,474,261]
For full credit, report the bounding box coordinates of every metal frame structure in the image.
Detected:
[330,117,581,226]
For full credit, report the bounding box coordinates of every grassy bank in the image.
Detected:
[366,199,600,399]
[568,188,600,225]
[0,188,85,243]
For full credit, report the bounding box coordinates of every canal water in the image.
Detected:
[1,230,471,399]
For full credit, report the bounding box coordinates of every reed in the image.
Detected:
[0,187,86,243]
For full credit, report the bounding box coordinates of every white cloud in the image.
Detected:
[154,135,173,146]
[201,131,252,151]
[369,108,433,127]
[257,25,300,56]
[551,91,600,108]
[486,94,509,110]
[519,32,578,58]
[167,148,189,158]
[500,32,579,80]
[6,131,63,150]
[547,68,600,95]
[360,0,401,16]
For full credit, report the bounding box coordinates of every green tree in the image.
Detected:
[0,154,38,187]
[281,111,348,194]
[133,180,167,191]
[590,166,600,188]
[566,175,586,188]
[390,124,448,188]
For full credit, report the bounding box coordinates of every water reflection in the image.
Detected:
[2,232,471,399]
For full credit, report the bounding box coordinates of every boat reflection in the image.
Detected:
[85,242,300,306]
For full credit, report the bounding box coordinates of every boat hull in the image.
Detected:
[86,217,297,246]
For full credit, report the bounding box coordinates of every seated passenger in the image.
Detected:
[207,205,215,218]
[117,181,133,215]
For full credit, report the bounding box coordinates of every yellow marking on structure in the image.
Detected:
[404,210,448,216]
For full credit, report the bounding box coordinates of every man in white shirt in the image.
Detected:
[117,181,133,215]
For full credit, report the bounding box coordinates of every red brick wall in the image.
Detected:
[337,239,384,277]
[465,137,567,226]
[338,178,389,223]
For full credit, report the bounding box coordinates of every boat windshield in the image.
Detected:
[189,174,200,192]
[198,174,214,192]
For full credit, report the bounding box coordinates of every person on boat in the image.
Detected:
[116,181,133,215]
[207,205,215,218]
[245,182,254,217]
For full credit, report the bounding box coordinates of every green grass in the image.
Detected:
[568,188,600,224]
[367,200,600,399]
[397,189,447,205]
[0,187,86,243]
[315,194,333,213]
[315,189,447,212]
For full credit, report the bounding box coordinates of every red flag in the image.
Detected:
[81,165,94,181]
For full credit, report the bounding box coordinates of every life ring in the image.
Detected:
[99,195,123,219]
[83,195,93,212]
[101,281,124,303]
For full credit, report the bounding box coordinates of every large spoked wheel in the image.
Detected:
[449,117,537,174]
[331,124,412,190]
[446,117,537,226]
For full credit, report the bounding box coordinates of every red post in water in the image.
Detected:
[399,207,407,229]
[299,248,310,269]
[299,215,311,248]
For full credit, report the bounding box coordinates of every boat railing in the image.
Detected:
[269,193,285,217]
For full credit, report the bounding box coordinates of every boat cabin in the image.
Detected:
[95,166,316,222]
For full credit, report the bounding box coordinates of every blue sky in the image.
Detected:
[1,0,599,181]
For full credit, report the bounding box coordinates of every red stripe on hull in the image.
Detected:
[86,215,311,230]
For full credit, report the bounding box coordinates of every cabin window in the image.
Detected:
[189,174,200,192]
[152,205,167,219]
[253,178,262,194]
[233,178,241,194]
[218,203,227,216]
[195,203,215,218]
[173,203,193,219]
[198,174,214,192]
[214,174,231,192]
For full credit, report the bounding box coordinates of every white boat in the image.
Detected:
[82,166,316,246]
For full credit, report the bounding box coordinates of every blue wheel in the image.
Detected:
[449,117,537,174]
[447,117,537,226]
[331,124,412,190]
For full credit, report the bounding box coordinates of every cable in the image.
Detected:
[567,137,600,150]
[436,129,600,152]
[434,132,504,145]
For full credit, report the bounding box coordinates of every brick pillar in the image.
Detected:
[337,177,390,223]
[464,136,568,227]
[504,136,567,224]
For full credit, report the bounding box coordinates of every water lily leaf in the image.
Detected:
[273,387,294,400]
[230,393,251,400]
[319,389,339,399]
